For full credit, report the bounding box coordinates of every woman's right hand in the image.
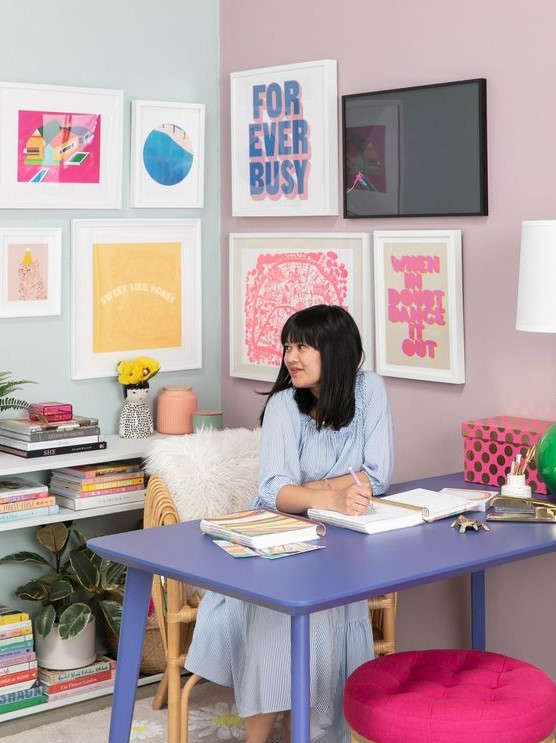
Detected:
[331,482,372,516]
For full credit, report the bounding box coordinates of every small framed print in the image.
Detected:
[71,219,202,380]
[230,59,338,217]
[0,227,62,317]
[130,100,205,208]
[0,81,123,209]
[229,232,372,381]
[373,229,465,384]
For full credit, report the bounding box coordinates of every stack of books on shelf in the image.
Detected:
[49,460,146,511]
[0,476,59,524]
[39,655,116,703]
[0,415,106,459]
[0,605,45,715]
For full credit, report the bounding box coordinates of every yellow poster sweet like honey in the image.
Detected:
[93,241,182,353]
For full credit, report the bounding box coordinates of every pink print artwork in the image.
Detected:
[7,242,49,302]
[244,251,348,365]
[17,110,101,184]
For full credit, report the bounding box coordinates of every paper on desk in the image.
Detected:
[213,539,324,559]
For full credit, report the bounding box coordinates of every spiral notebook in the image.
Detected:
[307,487,495,535]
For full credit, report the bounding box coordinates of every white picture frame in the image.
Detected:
[230,59,338,217]
[71,219,202,380]
[0,81,123,209]
[373,229,465,383]
[0,227,62,317]
[130,100,205,208]
[229,233,372,381]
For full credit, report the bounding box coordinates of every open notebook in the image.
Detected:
[307,487,496,535]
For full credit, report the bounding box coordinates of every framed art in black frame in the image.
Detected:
[342,78,488,218]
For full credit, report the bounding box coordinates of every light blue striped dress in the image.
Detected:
[185,370,393,741]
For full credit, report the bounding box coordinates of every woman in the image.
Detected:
[186,305,394,742]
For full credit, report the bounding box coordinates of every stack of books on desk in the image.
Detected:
[39,655,116,703]
[0,415,105,459]
[0,605,45,715]
[49,461,146,511]
[0,476,59,523]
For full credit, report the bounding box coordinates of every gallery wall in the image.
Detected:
[0,0,221,433]
[219,0,556,674]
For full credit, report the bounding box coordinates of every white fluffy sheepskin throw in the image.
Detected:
[144,427,261,521]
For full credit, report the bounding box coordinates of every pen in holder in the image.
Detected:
[501,473,532,499]
[500,448,535,498]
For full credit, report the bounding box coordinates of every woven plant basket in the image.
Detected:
[107,614,166,675]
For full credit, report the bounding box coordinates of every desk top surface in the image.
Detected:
[88,473,556,615]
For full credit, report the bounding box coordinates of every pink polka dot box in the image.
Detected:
[463,416,552,494]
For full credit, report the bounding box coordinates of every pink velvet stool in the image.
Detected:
[343,649,556,743]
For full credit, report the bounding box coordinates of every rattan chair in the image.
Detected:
[142,429,398,743]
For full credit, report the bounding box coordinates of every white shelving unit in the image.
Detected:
[0,432,167,720]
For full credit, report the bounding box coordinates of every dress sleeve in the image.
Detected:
[256,391,302,509]
[360,372,394,496]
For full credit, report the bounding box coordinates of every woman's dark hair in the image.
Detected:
[123,380,149,399]
[259,304,363,430]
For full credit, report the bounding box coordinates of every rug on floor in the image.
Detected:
[5,681,283,742]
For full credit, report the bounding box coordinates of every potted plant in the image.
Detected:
[0,521,125,669]
[0,371,35,413]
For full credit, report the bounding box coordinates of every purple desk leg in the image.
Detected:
[108,567,152,743]
[471,570,486,651]
[290,614,310,743]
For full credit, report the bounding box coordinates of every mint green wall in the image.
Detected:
[0,0,221,430]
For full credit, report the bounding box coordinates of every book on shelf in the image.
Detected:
[0,682,44,706]
[0,496,56,514]
[0,675,38,694]
[0,632,33,648]
[0,621,32,638]
[41,669,112,695]
[54,490,146,510]
[0,667,38,689]
[0,690,45,714]
[53,460,142,479]
[0,441,107,459]
[38,656,114,684]
[0,491,50,506]
[0,651,35,669]
[49,475,144,492]
[0,606,30,625]
[307,488,497,535]
[49,481,145,497]
[0,434,101,452]
[45,678,114,702]
[0,659,37,675]
[0,425,101,444]
[0,415,98,436]
[200,508,326,549]
[0,477,48,500]
[0,505,59,524]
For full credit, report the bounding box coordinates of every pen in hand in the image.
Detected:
[349,468,374,511]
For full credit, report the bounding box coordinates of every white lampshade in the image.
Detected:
[516,220,556,332]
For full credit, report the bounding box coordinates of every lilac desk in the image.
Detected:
[88,473,556,743]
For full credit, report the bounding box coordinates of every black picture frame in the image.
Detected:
[342,78,488,218]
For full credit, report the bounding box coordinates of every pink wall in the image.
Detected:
[219,0,556,670]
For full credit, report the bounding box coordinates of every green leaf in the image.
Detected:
[58,603,92,640]
[15,580,49,602]
[98,599,123,636]
[37,523,70,555]
[48,578,74,602]
[69,549,99,592]
[0,551,51,566]
[101,560,126,589]
[34,605,56,638]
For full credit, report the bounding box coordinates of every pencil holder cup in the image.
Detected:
[501,474,532,499]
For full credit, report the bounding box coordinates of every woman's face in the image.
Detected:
[283,342,322,397]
